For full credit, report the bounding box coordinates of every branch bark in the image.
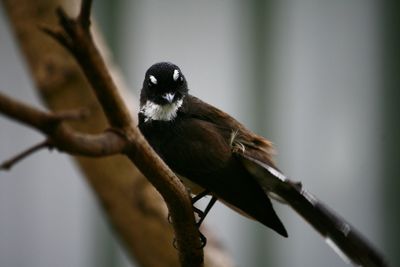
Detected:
[43,1,204,265]
[0,92,127,158]
[1,0,234,266]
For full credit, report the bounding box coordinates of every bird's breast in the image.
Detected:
[139,116,233,180]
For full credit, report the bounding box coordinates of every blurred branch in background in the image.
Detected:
[0,0,234,266]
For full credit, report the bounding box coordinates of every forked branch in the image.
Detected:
[0,92,127,169]
[1,0,204,266]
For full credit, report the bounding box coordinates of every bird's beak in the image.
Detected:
[162,93,175,103]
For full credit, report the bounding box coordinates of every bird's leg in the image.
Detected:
[192,194,218,248]
[197,197,218,248]
[171,190,218,248]
[195,196,217,228]
[191,190,210,204]
[191,190,217,226]
[168,189,210,224]
[190,190,210,222]
[170,191,214,249]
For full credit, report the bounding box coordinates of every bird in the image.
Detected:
[138,62,387,267]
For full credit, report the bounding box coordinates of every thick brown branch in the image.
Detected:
[125,131,204,265]
[44,1,204,266]
[2,0,234,266]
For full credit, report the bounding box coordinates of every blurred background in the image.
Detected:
[0,0,399,266]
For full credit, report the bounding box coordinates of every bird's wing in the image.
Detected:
[182,95,276,164]
[184,95,387,267]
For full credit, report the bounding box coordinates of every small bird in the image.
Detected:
[138,62,386,267]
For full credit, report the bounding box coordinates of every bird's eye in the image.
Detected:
[149,75,158,86]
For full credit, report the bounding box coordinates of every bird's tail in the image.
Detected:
[242,155,388,267]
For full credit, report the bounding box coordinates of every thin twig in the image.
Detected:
[78,0,92,29]
[0,139,52,171]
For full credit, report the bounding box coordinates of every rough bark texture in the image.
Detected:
[1,0,233,266]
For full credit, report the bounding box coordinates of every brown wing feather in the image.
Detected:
[178,95,287,236]
[183,95,276,165]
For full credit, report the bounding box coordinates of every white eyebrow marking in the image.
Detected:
[149,75,157,84]
[173,69,180,81]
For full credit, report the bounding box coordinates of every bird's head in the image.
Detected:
[140,62,188,105]
[139,62,188,122]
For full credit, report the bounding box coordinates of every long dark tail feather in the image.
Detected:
[276,182,388,267]
[242,155,388,267]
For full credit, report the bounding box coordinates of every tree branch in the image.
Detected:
[0,139,52,171]
[43,0,132,129]
[0,91,54,131]
[2,0,204,266]
[0,92,127,160]
[46,2,204,264]
[77,0,92,29]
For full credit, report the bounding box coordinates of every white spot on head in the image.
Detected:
[173,69,180,81]
[149,75,157,85]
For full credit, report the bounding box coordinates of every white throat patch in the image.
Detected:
[140,99,183,122]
